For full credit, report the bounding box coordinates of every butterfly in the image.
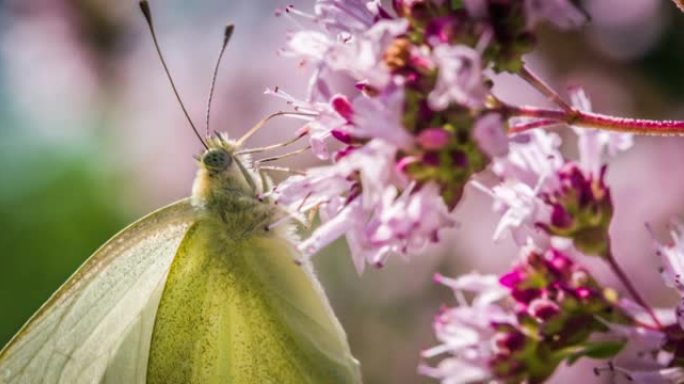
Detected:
[0,2,361,383]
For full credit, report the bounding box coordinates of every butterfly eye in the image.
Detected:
[202,149,232,171]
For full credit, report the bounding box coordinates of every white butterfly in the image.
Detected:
[0,2,361,383]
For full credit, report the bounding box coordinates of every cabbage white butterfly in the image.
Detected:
[0,2,361,383]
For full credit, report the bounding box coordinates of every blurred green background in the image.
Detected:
[1,1,684,383]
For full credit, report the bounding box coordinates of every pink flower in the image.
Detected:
[275,138,456,272]
[492,129,564,190]
[472,113,509,158]
[480,181,550,243]
[283,7,407,89]
[434,272,508,306]
[274,0,593,271]
[625,368,684,384]
[419,273,513,384]
[569,87,633,176]
[345,85,414,149]
[654,221,684,331]
[487,91,622,253]
[524,0,587,30]
[428,44,487,110]
[314,0,377,34]
[417,127,450,150]
[483,129,562,242]
[265,86,343,160]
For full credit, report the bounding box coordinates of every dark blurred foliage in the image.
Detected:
[639,14,684,99]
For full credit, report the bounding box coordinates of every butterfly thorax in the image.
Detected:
[191,138,275,240]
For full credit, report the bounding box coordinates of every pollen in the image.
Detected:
[383,37,412,71]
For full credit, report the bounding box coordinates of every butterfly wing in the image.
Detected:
[146,219,361,383]
[0,199,196,384]
[244,235,362,383]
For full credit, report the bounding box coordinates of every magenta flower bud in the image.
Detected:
[494,330,526,354]
[391,0,404,16]
[550,203,572,228]
[547,250,573,275]
[575,287,593,300]
[512,288,541,305]
[331,94,354,122]
[404,71,419,86]
[333,145,356,161]
[396,156,419,173]
[418,127,451,150]
[499,269,524,288]
[425,16,459,44]
[528,299,561,322]
[409,54,433,72]
[558,163,593,206]
[422,152,441,167]
[331,129,353,144]
[450,149,468,168]
[570,270,590,287]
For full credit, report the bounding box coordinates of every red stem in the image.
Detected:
[519,66,574,114]
[605,251,663,329]
[508,118,563,133]
[505,105,684,136]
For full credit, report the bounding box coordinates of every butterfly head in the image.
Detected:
[201,147,233,173]
[192,136,263,210]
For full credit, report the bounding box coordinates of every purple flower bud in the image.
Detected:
[331,129,353,144]
[422,152,441,167]
[529,298,561,322]
[450,149,468,168]
[570,270,590,287]
[546,250,573,276]
[550,203,572,228]
[418,127,451,150]
[575,287,593,300]
[499,269,524,288]
[512,288,541,305]
[331,94,354,122]
[425,16,459,44]
[333,145,356,161]
[396,155,418,174]
[494,330,526,354]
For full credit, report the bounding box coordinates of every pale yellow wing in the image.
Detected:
[146,219,361,383]
[0,199,196,384]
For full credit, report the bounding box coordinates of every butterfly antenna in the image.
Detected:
[139,0,208,149]
[206,24,234,138]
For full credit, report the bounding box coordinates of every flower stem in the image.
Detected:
[519,66,574,113]
[605,251,663,329]
[507,118,563,133]
[505,105,684,136]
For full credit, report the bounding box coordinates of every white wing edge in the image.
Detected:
[0,199,196,384]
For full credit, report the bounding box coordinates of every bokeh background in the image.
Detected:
[1,0,683,382]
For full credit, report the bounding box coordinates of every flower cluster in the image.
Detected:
[420,91,684,382]
[272,0,684,382]
[420,244,630,383]
[485,88,631,258]
[273,0,589,271]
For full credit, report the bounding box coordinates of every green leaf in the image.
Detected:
[556,340,625,365]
